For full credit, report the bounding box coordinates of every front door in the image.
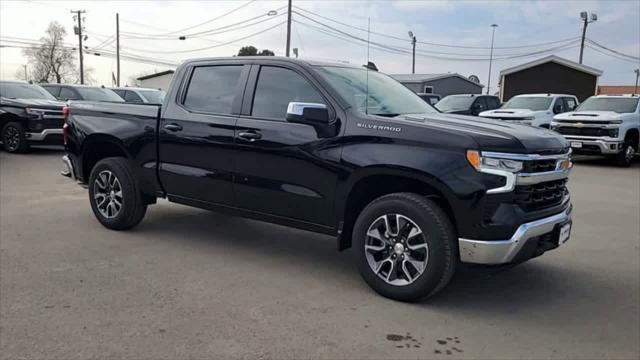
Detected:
[233,64,341,226]
[159,63,249,205]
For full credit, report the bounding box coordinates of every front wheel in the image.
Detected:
[353,193,457,302]
[1,122,30,153]
[88,157,147,230]
[614,140,636,167]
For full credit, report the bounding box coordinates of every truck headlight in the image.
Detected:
[25,108,45,119]
[609,128,619,137]
[466,150,523,173]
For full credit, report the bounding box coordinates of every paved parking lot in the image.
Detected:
[1,148,638,359]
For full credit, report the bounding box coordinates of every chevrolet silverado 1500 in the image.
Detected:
[62,57,574,301]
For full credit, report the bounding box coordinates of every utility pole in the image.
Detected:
[408,31,416,74]
[23,65,28,81]
[71,9,86,84]
[578,11,597,64]
[634,69,639,94]
[116,13,120,86]
[286,0,292,57]
[487,24,498,95]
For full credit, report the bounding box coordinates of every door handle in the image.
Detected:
[237,130,262,142]
[164,123,183,132]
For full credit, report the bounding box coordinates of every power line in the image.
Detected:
[293,5,581,50]
[119,21,286,54]
[160,0,257,36]
[585,38,639,61]
[585,44,640,64]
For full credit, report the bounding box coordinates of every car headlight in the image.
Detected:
[608,128,619,137]
[466,150,523,173]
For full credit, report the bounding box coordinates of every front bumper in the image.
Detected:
[26,128,63,145]
[459,205,572,264]
[564,137,624,155]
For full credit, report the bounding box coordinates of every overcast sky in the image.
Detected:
[1,0,638,92]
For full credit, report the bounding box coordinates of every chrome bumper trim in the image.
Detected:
[458,205,572,265]
[61,155,76,181]
[564,137,624,154]
[26,128,63,141]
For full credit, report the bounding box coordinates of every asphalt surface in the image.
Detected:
[1,148,639,359]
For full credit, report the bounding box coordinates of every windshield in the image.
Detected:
[0,83,56,100]
[315,66,437,116]
[435,96,475,112]
[502,97,552,111]
[139,90,165,104]
[577,97,639,113]
[76,87,124,102]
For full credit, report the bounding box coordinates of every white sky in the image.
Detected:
[1,0,639,92]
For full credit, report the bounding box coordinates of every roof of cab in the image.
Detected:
[513,93,576,98]
[182,56,362,69]
[109,86,163,92]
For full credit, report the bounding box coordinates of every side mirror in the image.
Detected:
[286,102,335,137]
[553,104,563,114]
[472,103,484,114]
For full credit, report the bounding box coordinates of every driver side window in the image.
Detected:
[251,66,325,120]
[59,87,78,100]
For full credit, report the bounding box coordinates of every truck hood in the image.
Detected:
[553,110,624,122]
[398,113,568,154]
[0,97,65,110]
[479,108,544,118]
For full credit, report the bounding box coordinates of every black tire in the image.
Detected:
[1,121,30,153]
[88,157,147,230]
[614,139,636,167]
[353,192,457,302]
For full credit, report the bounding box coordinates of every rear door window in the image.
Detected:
[43,86,60,98]
[112,89,126,99]
[183,65,243,114]
[124,91,144,103]
[59,87,79,100]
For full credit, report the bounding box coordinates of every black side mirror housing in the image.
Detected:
[553,104,563,114]
[286,102,336,137]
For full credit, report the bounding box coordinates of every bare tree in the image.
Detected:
[22,21,77,83]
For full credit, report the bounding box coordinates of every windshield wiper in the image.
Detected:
[372,113,401,117]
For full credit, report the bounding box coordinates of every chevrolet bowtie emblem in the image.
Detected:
[575,122,584,128]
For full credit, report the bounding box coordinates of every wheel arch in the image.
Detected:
[625,128,639,147]
[336,167,459,251]
[80,134,132,183]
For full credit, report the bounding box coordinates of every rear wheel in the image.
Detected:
[88,157,147,230]
[353,193,457,302]
[1,122,30,153]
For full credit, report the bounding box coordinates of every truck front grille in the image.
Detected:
[557,127,613,137]
[515,179,567,211]
[522,159,557,173]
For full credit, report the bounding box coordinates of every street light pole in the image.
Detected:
[486,24,498,95]
[116,13,120,87]
[578,11,597,64]
[408,31,416,74]
[634,69,639,95]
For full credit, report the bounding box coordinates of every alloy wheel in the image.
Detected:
[93,170,123,219]
[625,145,635,162]
[364,214,429,286]
[3,126,20,151]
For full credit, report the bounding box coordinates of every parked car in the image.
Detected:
[435,94,501,116]
[61,57,573,301]
[551,94,639,166]
[41,84,124,102]
[417,93,441,106]
[480,94,578,128]
[0,81,65,153]
[110,87,166,104]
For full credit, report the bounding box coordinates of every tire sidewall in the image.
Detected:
[88,158,142,229]
[615,141,635,167]
[2,122,28,153]
[353,195,453,301]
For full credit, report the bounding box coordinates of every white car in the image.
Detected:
[551,94,640,166]
[479,94,578,128]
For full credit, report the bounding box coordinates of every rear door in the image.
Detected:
[159,62,249,205]
[233,63,341,226]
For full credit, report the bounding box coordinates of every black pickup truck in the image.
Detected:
[62,57,573,301]
[1,81,65,152]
